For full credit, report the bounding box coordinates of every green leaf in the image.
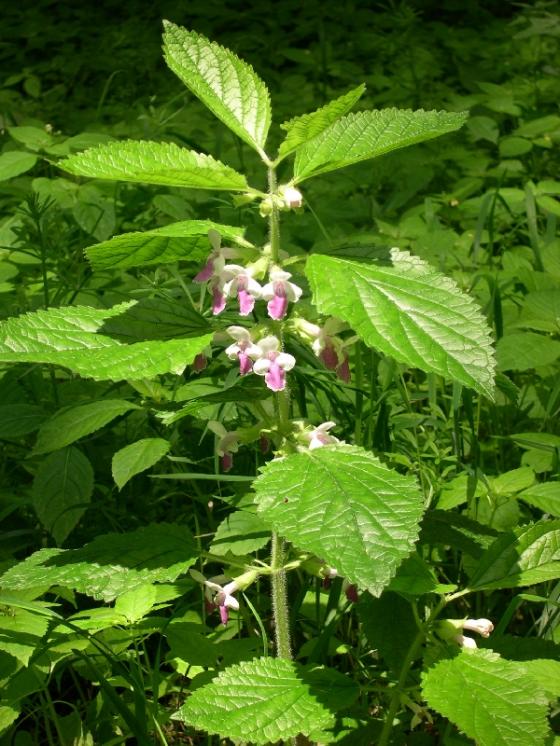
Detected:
[293,108,467,182]
[8,126,53,151]
[0,523,198,601]
[0,608,49,666]
[253,445,423,595]
[519,482,560,517]
[469,520,560,591]
[166,621,219,667]
[210,508,270,556]
[523,659,560,699]
[0,151,37,181]
[97,297,211,341]
[496,332,560,371]
[86,220,250,270]
[163,22,271,155]
[0,404,46,437]
[112,438,170,490]
[357,592,417,676]
[173,658,359,744]
[58,140,248,191]
[422,649,551,746]
[114,584,158,624]
[32,447,94,545]
[33,399,139,455]
[278,84,365,160]
[306,251,495,398]
[0,302,213,381]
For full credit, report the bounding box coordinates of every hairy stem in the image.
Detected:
[271,531,292,659]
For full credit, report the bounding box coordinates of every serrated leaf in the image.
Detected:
[114,584,158,624]
[166,621,219,667]
[86,220,249,270]
[0,151,37,181]
[357,592,417,676]
[34,399,139,455]
[163,22,271,155]
[0,302,213,381]
[422,649,551,746]
[469,520,560,591]
[112,438,170,490]
[32,447,94,544]
[173,657,358,744]
[0,404,46,437]
[98,297,211,341]
[306,251,495,397]
[210,509,270,556]
[59,140,248,191]
[293,108,467,181]
[278,84,365,159]
[253,445,423,595]
[0,523,197,601]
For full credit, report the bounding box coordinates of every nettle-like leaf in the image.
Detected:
[86,220,250,270]
[112,438,171,490]
[163,21,271,156]
[278,84,365,160]
[0,404,46,438]
[306,251,495,398]
[32,446,94,544]
[210,508,270,556]
[253,445,423,595]
[469,520,560,591]
[0,608,49,666]
[59,140,248,191]
[0,302,213,381]
[173,658,359,744]
[293,108,467,181]
[0,523,197,601]
[33,399,139,455]
[422,649,551,746]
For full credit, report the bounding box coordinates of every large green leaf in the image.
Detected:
[422,649,551,746]
[0,523,197,601]
[306,251,495,398]
[293,108,467,181]
[496,332,560,371]
[0,151,37,181]
[210,508,270,556]
[33,399,139,455]
[519,482,560,517]
[0,404,46,438]
[32,447,94,544]
[0,302,213,381]
[253,445,423,595]
[278,84,365,160]
[469,520,560,591]
[173,658,358,744]
[163,22,271,156]
[86,220,250,270]
[59,140,248,191]
[0,608,49,666]
[112,438,171,490]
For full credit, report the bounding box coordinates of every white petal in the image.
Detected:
[246,277,263,296]
[260,282,274,300]
[317,421,336,433]
[257,336,280,354]
[208,421,227,438]
[225,342,241,359]
[208,229,221,252]
[269,268,291,282]
[277,352,296,371]
[285,281,303,302]
[253,358,271,375]
[224,593,239,610]
[227,326,251,342]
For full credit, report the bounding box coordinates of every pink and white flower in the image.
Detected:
[225,326,262,376]
[455,634,478,650]
[304,421,340,449]
[190,569,240,626]
[311,318,353,383]
[252,336,296,392]
[208,421,240,472]
[279,185,303,209]
[261,268,302,320]
[222,265,263,316]
[194,229,238,283]
[462,618,494,638]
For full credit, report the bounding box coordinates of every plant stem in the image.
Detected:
[268,167,280,264]
[271,531,292,659]
[378,598,446,746]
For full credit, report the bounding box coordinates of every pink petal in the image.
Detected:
[238,351,253,375]
[221,453,233,472]
[238,288,255,316]
[193,353,207,372]
[194,259,214,283]
[320,344,338,371]
[265,360,286,392]
[345,584,359,603]
[259,435,270,453]
[219,604,229,625]
[212,287,226,315]
[336,354,351,383]
[267,293,288,320]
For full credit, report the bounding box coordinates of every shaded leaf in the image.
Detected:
[0,404,46,438]
[210,509,270,556]
[0,152,37,181]
[112,438,171,489]
[496,332,560,371]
